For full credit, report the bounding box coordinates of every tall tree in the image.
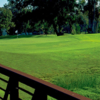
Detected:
[0,7,15,36]
[84,0,100,33]
[75,0,100,33]
[6,1,34,35]
[4,1,20,35]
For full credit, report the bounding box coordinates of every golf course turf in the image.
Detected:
[0,34,100,100]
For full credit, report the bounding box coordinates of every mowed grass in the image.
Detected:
[0,34,100,99]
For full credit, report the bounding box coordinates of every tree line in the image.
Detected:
[0,0,100,36]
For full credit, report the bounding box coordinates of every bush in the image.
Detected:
[71,24,76,35]
[75,23,81,34]
[98,23,100,33]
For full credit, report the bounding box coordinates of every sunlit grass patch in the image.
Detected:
[82,40,100,42]
[0,90,4,98]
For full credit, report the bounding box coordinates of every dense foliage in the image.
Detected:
[0,7,15,35]
[0,0,100,36]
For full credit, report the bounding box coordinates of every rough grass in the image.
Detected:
[0,33,100,100]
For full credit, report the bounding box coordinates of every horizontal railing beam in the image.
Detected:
[0,64,91,100]
[0,96,3,99]
[18,87,33,96]
[0,87,6,92]
[0,77,8,83]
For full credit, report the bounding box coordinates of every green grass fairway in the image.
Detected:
[0,34,100,100]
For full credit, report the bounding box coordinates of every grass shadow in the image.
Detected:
[0,35,35,40]
[0,34,56,40]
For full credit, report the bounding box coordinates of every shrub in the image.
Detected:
[98,23,100,33]
[71,24,76,35]
[75,23,81,34]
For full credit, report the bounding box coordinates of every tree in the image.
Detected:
[4,1,20,35]
[75,10,89,33]
[74,0,100,33]
[88,0,97,33]
[94,4,100,33]
[0,7,15,36]
[7,0,76,36]
[84,0,100,33]
[22,20,31,35]
[6,1,34,35]
[49,0,76,36]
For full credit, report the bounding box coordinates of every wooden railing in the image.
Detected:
[0,64,91,100]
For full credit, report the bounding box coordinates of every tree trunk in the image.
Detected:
[58,24,62,33]
[88,0,96,33]
[45,29,48,36]
[69,23,73,34]
[52,22,59,36]
[92,19,94,33]
[85,27,87,34]
[52,21,64,36]
[96,21,98,33]
[25,30,27,35]
[0,32,2,36]
[92,0,96,33]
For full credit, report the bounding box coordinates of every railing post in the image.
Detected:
[32,87,47,100]
[10,77,19,100]
[3,77,12,100]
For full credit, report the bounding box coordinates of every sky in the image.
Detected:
[0,0,99,8]
[1,0,88,7]
[0,0,8,7]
